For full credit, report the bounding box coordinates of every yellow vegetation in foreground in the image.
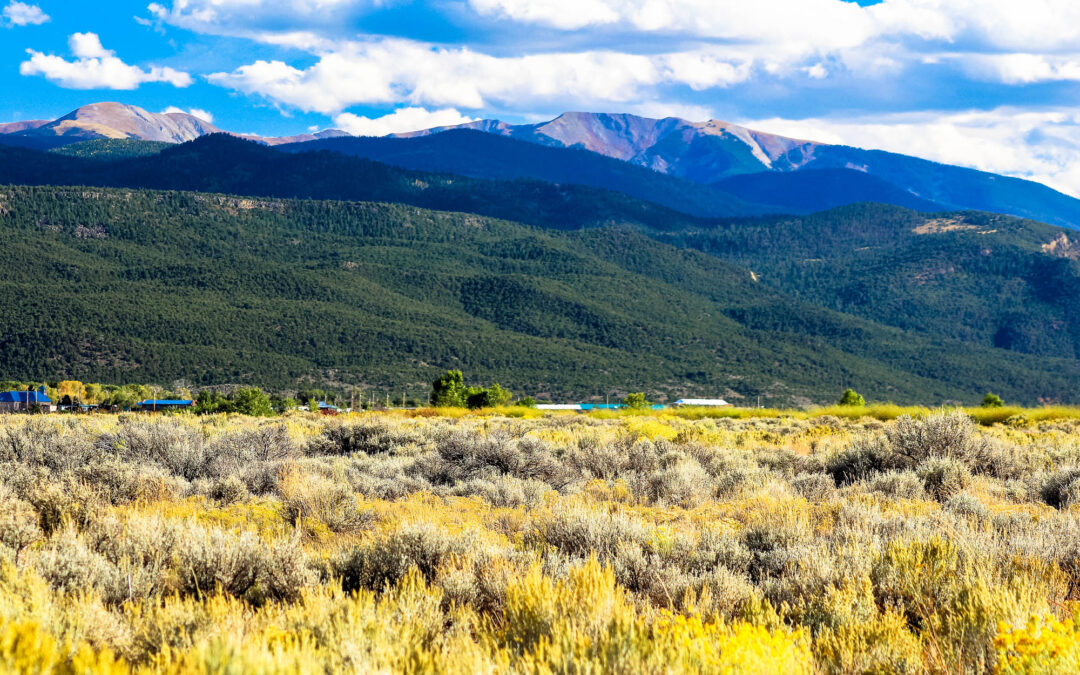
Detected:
[1,410,1080,672]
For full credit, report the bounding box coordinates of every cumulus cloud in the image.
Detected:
[468,0,620,30]
[334,107,476,136]
[746,108,1080,198]
[962,54,1080,85]
[463,0,1080,87]
[208,38,756,114]
[3,1,48,26]
[162,106,214,122]
[466,0,1080,52]
[470,0,881,49]
[21,32,192,89]
[145,0,398,37]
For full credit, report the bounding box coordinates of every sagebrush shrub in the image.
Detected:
[208,475,249,505]
[865,470,926,500]
[916,457,972,501]
[98,421,209,480]
[944,492,990,523]
[647,458,713,507]
[279,469,370,533]
[309,421,426,457]
[175,526,265,599]
[210,424,296,476]
[827,438,895,485]
[790,473,835,501]
[0,418,95,472]
[0,488,41,562]
[887,411,996,473]
[1037,467,1080,509]
[24,478,100,535]
[33,532,119,599]
[421,431,569,489]
[527,504,649,559]
[334,523,474,592]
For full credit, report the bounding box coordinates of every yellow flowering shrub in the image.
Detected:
[996,615,1080,674]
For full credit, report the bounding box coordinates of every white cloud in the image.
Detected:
[468,0,620,30]
[20,32,192,90]
[469,0,883,50]
[962,53,1080,85]
[162,106,214,123]
[208,38,756,114]
[462,0,1080,90]
[659,52,753,91]
[745,108,1080,198]
[146,0,397,37]
[3,1,49,26]
[69,32,109,59]
[334,107,477,136]
[465,0,1080,54]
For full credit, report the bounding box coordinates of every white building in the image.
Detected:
[673,399,732,407]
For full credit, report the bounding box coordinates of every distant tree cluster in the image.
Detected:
[839,389,866,407]
[0,380,187,409]
[194,388,291,416]
[430,371,515,409]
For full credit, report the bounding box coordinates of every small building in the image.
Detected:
[0,388,53,413]
[535,403,634,412]
[673,399,732,407]
[138,399,194,411]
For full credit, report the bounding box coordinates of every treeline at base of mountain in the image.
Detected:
[1,183,1078,406]
[0,376,1017,419]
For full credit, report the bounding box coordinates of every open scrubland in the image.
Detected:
[5,409,1080,672]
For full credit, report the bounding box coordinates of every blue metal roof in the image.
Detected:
[0,390,52,404]
[138,400,194,406]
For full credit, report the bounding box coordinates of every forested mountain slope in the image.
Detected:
[280,130,770,218]
[0,186,1076,404]
[655,204,1080,361]
[0,135,710,231]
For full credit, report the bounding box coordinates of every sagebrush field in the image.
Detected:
[4,408,1080,673]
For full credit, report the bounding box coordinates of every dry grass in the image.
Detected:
[1,409,1080,672]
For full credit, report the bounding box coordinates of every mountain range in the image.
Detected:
[5,103,1080,228]
[0,102,349,149]
[1,102,1079,403]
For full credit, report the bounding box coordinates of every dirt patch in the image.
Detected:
[913,262,956,284]
[74,224,108,239]
[1042,232,1080,260]
[913,218,980,235]
[210,196,286,214]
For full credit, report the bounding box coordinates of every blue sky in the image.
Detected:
[6,0,1080,194]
